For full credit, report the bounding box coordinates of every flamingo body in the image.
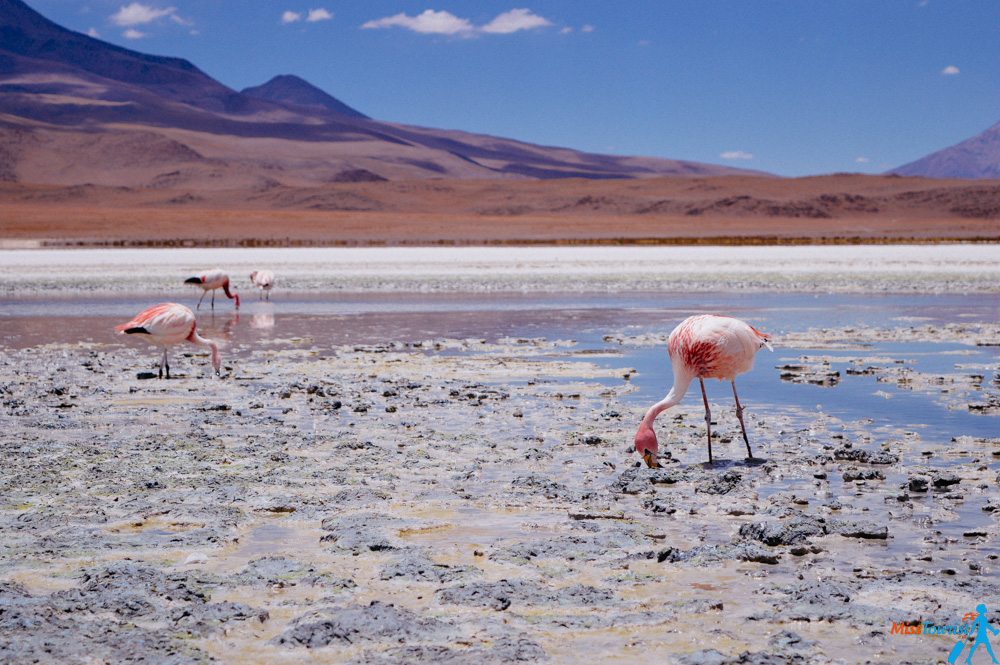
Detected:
[116,303,221,378]
[635,315,771,466]
[249,270,275,300]
[185,268,240,310]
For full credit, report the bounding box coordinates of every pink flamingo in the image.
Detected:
[249,270,275,300]
[116,303,221,378]
[185,269,240,310]
[634,315,772,466]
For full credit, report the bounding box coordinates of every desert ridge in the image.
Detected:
[2,174,999,246]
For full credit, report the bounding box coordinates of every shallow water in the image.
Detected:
[3,291,999,441]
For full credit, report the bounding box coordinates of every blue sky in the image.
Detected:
[27,0,1000,176]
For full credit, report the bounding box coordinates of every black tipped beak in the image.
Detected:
[642,451,660,469]
[185,277,202,284]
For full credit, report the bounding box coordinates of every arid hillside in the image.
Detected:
[3,174,999,246]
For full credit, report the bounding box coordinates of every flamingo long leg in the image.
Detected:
[159,348,166,379]
[699,378,713,464]
[196,291,206,310]
[210,290,216,309]
[732,380,754,459]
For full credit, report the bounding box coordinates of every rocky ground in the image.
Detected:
[1,316,999,664]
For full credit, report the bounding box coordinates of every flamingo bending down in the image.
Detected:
[185,269,240,310]
[634,315,772,467]
[116,303,221,378]
[249,270,275,300]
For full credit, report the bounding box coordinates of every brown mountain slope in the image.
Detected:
[3,174,998,245]
[0,0,762,184]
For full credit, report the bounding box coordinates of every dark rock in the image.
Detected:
[842,467,885,482]
[695,471,742,495]
[509,474,576,500]
[933,474,961,488]
[828,519,888,539]
[350,636,547,664]
[833,447,899,465]
[379,554,478,584]
[436,579,614,611]
[738,516,824,546]
[274,601,451,648]
[320,513,405,553]
[171,601,268,636]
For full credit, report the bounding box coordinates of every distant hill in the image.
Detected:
[890,120,1000,179]
[0,0,763,186]
[242,75,368,119]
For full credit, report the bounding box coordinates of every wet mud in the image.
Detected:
[1,309,999,664]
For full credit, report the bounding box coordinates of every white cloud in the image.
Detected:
[111,3,176,27]
[282,10,302,24]
[362,10,474,35]
[855,156,870,164]
[87,27,100,38]
[363,8,553,36]
[941,65,960,75]
[560,26,572,34]
[581,24,595,33]
[123,28,147,39]
[480,8,551,34]
[307,8,333,22]
[720,150,753,161]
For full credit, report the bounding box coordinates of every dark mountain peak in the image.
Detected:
[891,120,1000,179]
[1,0,235,109]
[241,74,367,119]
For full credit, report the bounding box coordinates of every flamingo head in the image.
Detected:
[223,279,240,309]
[249,271,258,283]
[634,423,660,468]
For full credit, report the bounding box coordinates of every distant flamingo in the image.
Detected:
[249,270,275,300]
[634,315,772,466]
[116,303,221,378]
[184,269,240,310]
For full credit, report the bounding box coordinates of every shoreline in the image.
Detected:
[3,244,1000,297]
[4,235,1000,250]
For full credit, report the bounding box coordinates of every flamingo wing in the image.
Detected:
[116,303,195,343]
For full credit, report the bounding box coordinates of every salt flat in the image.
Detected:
[2,244,1000,296]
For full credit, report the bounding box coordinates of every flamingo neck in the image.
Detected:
[188,330,221,372]
[222,281,240,308]
[641,374,693,429]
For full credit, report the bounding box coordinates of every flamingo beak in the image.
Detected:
[642,451,660,469]
[185,277,202,284]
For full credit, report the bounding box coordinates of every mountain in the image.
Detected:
[242,75,368,119]
[0,0,762,186]
[891,120,1000,179]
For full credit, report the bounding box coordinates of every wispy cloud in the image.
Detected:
[362,9,474,35]
[480,8,551,34]
[87,27,100,38]
[307,8,333,22]
[123,28,147,39]
[720,150,753,161]
[941,65,960,75]
[362,7,553,36]
[855,156,870,164]
[581,24,595,33]
[282,11,302,24]
[110,2,176,27]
